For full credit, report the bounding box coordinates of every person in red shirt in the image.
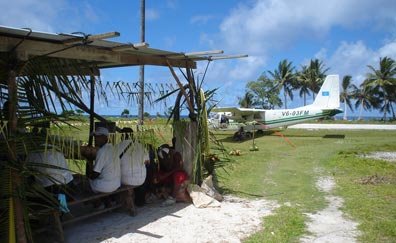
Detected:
[156,146,190,204]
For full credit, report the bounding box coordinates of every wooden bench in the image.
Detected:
[49,185,136,242]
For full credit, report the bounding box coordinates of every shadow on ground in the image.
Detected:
[62,201,190,243]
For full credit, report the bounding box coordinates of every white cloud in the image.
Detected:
[218,0,396,55]
[0,0,66,32]
[323,38,396,85]
[326,41,374,81]
[0,0,102,33]
[199,55,265,88]
[229,56,266,81]
[196,55,266,107]
[378,40,396,58]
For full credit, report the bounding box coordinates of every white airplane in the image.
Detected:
[212,74,343,131]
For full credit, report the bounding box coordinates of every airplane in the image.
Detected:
[211,74,343,131]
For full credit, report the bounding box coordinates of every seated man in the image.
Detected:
[86,127,121,193]
[26,143,74,202]
[118,127,149,186]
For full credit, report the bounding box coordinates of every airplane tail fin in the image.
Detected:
[312,74,340,109]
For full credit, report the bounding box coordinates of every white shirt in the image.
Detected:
[118,140,148,186]
[89,143,121,193]
[27,146,73,188]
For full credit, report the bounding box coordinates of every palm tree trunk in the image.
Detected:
[390,102,396,121]
[383,100,388,121]
[358,100,364,120]
[303,93,306,106]
[283,87,287,109]
[343,102,348,120]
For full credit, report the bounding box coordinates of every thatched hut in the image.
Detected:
[0,25,246,242]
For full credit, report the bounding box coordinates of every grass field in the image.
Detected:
[214,128,396,243]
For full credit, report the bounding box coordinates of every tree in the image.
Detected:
[268,59,295,109]
[295,66,312,106]
[353,82,379,120]
[238,91,257,108]
[365,56,396,120]
[307,59,329,98]
[246,72,282,109]
[340,75,357,120]
[75,109,85,116]
[121,109,130,117]
[61,109,75,117]
[143,112,150,119]
[293,59,328,106]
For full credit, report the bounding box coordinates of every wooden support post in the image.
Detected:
[88,74,95,146]
[86,74,95,172]
[8,69,27,243]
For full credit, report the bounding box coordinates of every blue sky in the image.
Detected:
[2,0,396,118]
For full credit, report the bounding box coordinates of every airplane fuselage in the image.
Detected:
[229,107,342,130]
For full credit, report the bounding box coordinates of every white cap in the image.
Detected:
[158,147,169,159]
[91,127,109,136]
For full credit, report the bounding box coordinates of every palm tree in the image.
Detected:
[295,66,312,106]
[340,75,356,120]
[307,59,329,98]
[268,59,295,109]
[365,56,396,120]
[353,82,379,120]
[238,91,256,108]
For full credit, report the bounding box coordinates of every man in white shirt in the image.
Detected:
[86,127,121,193]
[27,144,74,191]
[118,127,149,186]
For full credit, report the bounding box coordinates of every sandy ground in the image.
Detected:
[63,185,361,243]
[64,196,278,243]
[300,176,359,243]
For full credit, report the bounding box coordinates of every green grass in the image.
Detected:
[244,206,306,243]
[215,128,396,243]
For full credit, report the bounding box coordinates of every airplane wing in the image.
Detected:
[212,107,266,122]
[212,107,265,114]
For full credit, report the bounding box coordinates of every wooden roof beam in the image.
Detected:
[167,50,224,59]
[62,32,120,45]
[112,42,149,51]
